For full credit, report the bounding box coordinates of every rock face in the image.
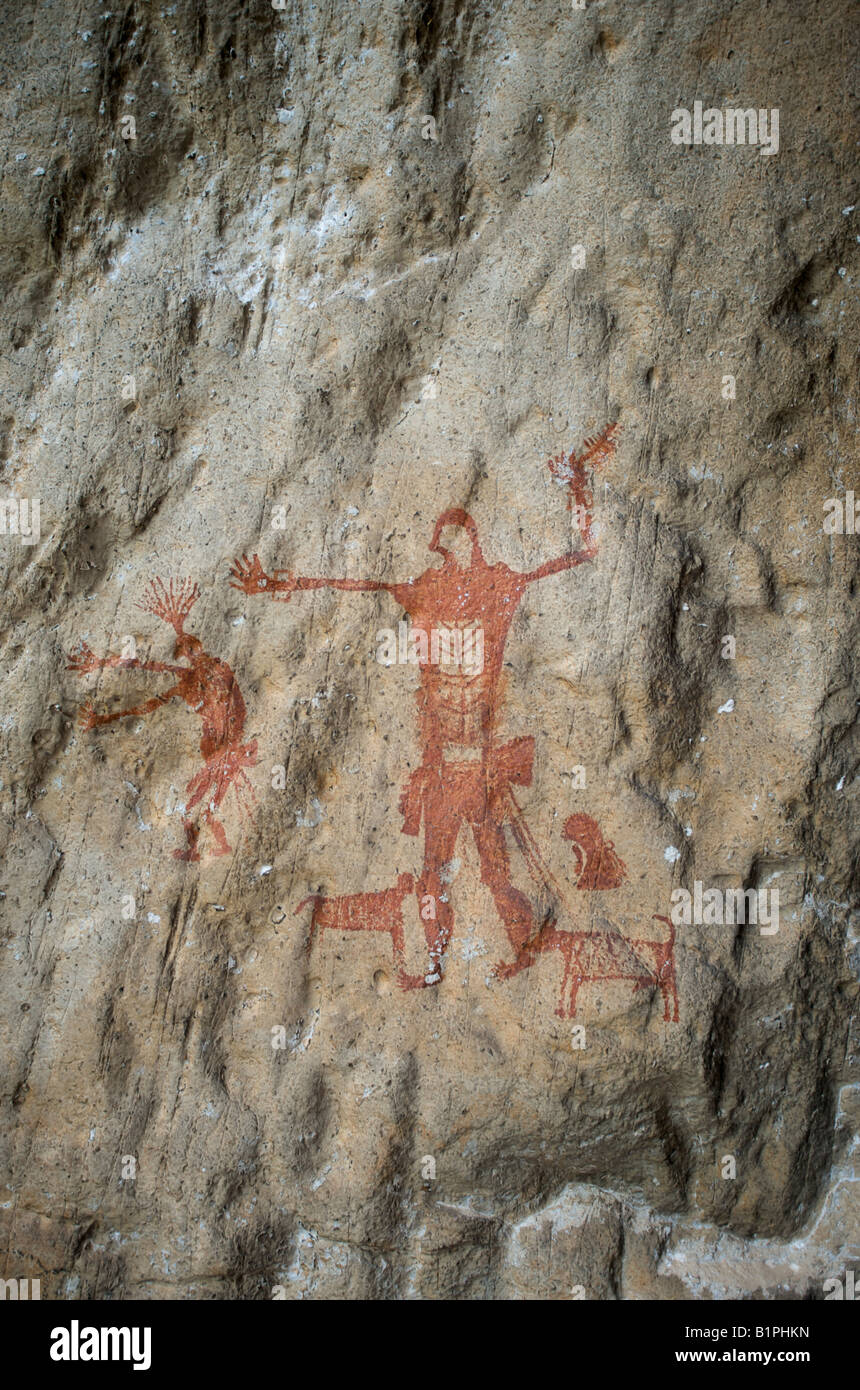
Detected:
[0,0,857,1301]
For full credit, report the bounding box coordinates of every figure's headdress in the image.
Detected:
[137,577,200,634]
[429,508,483,560]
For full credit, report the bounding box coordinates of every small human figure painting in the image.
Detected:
[230,426,679,1020]
[68,578,257,862]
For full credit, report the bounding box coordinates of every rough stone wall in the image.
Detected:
[0,0,857,1299]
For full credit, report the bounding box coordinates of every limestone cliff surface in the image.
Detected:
[0,0,857,1299]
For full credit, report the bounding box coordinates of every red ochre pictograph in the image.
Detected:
[231,425,679,1020]
[68,577,257,862]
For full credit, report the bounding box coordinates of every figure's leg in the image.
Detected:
[472,816,535,951]
[175,763,233,860]
[174,819,202,862]
[390,917,406,968]
[173,765,207,859]
[198,758,237,858]
[474,815,566,981]
[397,804,461,991]
[203,814,231,857]
[232,769,257,818]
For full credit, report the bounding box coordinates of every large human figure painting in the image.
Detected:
[231,427,679,1021]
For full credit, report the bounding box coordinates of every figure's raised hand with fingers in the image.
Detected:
[229,550,382,601]
[66,641,103,676]
[229,553,280,597]
[548,421,620,558]
[77,697,100,731]
[138,576,201,632]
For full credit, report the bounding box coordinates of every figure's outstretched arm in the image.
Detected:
[520,544,596,584]
[78,688,180,730]
[67,641,186,676]
[229,553,393,600]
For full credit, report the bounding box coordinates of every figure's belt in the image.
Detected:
[435,736,534,784]
[441,745,482,762]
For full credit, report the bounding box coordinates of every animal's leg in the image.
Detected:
[557,970,584,1020]
[307,903,319,956]
[556,942,573,1016]
[651,916,679,1022]
[551,939,578,1018]
[387,874,414,968]
[659,955,679,1022]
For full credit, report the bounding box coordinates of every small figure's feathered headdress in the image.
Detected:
[137,577,200,633]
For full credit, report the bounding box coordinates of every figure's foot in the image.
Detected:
[396,968,441,992]
[173,847,201,862]
[209,841,232,858]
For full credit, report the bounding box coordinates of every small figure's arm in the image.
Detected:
[229,553,393,600]
[67,641,186,677]
[78,688,180,731]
